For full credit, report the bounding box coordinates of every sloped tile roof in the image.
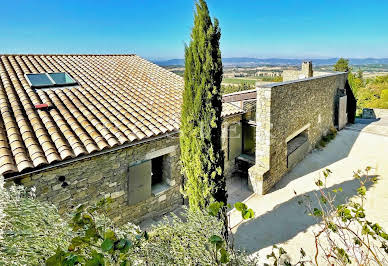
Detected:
[0,54,242,176]
[221,102,244,117]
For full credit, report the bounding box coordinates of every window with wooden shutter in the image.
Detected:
[128,160,152,205]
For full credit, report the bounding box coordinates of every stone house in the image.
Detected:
[223,67,357,195]
[0,54,243,224]
[0,54,356,224]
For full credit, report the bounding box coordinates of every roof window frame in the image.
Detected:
[25,72,78,89]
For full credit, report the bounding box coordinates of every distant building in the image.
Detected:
[282,61,314,81]
[282,61,335,81]
[255,71,282,77]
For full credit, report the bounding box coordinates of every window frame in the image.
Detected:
[25,72,78,89]
[227,122,242,160]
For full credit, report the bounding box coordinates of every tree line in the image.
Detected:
[334,58,388,110]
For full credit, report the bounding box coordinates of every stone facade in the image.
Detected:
[9,135,182,225]
[249,73,349,194]
[7,114,245,224]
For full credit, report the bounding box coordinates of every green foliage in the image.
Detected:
[221,82,254,95]
[0,184,253,265]
[222,78,256,85]
[261,76,283,82]
[334,58,351,72]
[271,167,388,265]
[316,127,337,149]
[301,167,388,265]
[180,0,226,210]
[208,201,227,217]
[140,208,234,265]
[348,71,388,110]
[381,89,388,101]
[0,180,71,265]
[234,202,255,220]
[46,198,145,265]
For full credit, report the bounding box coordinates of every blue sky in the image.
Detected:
[1,0,387,59]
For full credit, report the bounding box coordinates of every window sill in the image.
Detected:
[151,182,170,196]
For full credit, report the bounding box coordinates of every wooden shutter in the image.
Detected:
[128,160,152,205]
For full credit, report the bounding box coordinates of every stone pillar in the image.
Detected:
[248,86,272,195]
[301,61,313,78]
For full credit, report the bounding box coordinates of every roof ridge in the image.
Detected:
[0,54,136,57]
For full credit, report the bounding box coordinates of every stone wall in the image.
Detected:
[362,108,388,119]
[9,135,182,225]
[7,113,243,224]
[250,73,348,194]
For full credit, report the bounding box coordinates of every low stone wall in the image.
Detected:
[250,73,348,194]
[363,108,388,119]
[7,135,182,225]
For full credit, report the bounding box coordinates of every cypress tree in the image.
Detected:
[180,0,226,210]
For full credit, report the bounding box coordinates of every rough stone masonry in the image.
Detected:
[6,113,244,224]
[9,135,182,225]
[249,72,351,194]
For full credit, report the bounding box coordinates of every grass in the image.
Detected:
[356,108,363,118]
[317,127,337,148]
[222,78,257,85]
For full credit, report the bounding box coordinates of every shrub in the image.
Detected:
[266,168,388,265]
[0,178,71,265]
[316,127,337,149]
[0,177,254,265]
[47,202,254,265]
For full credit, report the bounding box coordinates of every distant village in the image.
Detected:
[164,63,388,88]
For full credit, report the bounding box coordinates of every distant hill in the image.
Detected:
[154,57,388,67]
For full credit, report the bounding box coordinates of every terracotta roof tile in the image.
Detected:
[221,103,244,117]
[0,54,240,176]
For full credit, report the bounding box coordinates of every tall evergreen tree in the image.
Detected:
[334,58,351,72]
[180,0,226,210]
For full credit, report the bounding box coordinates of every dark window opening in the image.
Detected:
[151,156,164,186]
[151,155,170,195]
[287,129,309,169]
[287,131,308,156]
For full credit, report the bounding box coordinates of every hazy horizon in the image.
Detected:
[1,0,387,59]
[150,56,388,61]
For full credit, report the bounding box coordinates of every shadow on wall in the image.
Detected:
[272,127,362,191]
[233,176,376,253]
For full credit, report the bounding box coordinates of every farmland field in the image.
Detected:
[222,78,258,85]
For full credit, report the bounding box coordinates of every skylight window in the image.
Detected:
[25,74,53,87]
[25,72,77,88]
[48,73,77,85]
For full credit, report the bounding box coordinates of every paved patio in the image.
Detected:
[139,171,254,230]
[230,118,388,264]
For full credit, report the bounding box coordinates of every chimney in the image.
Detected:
[301,61,313,78]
